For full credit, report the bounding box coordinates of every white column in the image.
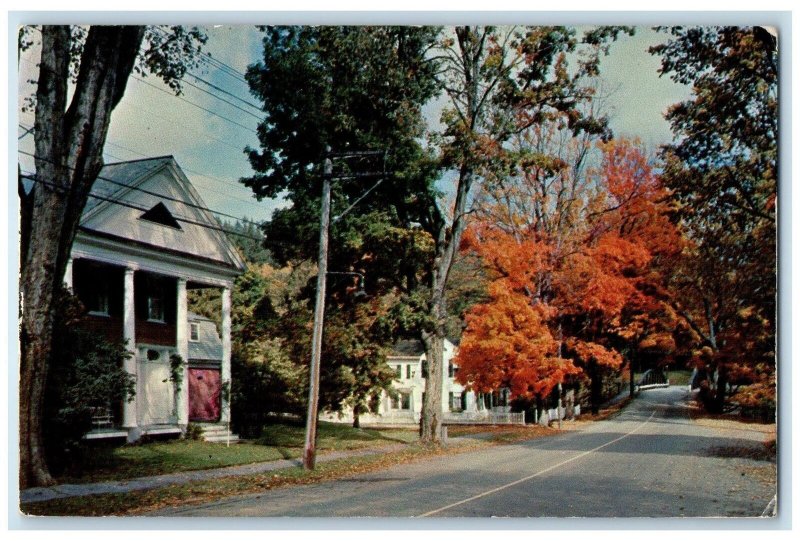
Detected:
[176,278,189,428]
[63,257,73,288]
[122,268,138,431]
[221,285,232,424]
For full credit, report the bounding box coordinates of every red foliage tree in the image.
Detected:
[455,139,682,414]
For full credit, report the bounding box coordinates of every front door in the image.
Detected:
[138,347,176,425]
[188,367,221,422]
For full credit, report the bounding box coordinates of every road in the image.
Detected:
[156,387,776,518]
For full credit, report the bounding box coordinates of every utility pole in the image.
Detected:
[303,149,332,470]
[302,147,385,470]
[557,381,562,430]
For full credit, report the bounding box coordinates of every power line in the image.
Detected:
[19,149,266,231]
[130,75,259,136]
[100,139,268,210]
[21,171,286,246]
[149,25,251,86]
[180,75,263,121]
[26,24,253,89]
[18,54,260,140]
[187,71,262,113]
[17,117,266,210]
[25,176,299,253]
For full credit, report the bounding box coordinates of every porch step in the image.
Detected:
[197,424,240,444]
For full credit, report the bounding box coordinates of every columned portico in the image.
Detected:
[122,267,138,438]
[221,285,232,424]
[176,278,189,429]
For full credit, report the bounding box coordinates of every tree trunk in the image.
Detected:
[19,25,145,489]
[420,332,444,442]
[418,27,482,444]
[712,366,727,414]
[629,350,635,398]
[589,361,602,415]
[352,403,361,429]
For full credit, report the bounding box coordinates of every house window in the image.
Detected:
[87,281,110,316]
[449,392,464,412]
[189,323,200,342]
[147,294,165,322]
[139,202,182,230]
[448,362,458,378]
[395,365,402,379]
[391,392,411,410]
[406,364,411,379]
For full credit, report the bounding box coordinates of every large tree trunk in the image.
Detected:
[418,27,484,443]
[419,165,474,443]
[711,366,728,414]
[19,25,144,489]
[420,331,444,442]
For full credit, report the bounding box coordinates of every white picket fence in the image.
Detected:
[443,410,525,425]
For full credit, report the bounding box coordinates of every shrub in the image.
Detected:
[185,422,204,440]
[43,290,136,475]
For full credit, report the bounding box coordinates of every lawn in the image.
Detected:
[257,420,418,449]
[57,421,418,484]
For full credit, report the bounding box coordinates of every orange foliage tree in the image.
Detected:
[455,138,683,414]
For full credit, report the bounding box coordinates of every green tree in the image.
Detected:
[241,26,442,426]
[243,25,632,443]
[222,219,275,266]
[650,26,777,412]
[18,25,206,488]
[188,263,310,432]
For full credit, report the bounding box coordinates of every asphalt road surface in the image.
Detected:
[156,387,776,518]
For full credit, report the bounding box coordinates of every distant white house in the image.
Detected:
[65,156,246,442]
[323,338,519,426]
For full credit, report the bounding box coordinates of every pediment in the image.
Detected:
[80,157,245,272]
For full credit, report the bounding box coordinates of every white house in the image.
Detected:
[379,338,476,424]
[323,338,520,426]
[65,156,246,442]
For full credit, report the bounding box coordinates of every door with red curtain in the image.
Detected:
[188,367,221,422]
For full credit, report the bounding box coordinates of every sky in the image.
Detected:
[17,25,691,226]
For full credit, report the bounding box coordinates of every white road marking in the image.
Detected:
[417,409,658,517]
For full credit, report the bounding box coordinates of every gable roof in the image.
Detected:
[80,156,246,272]
[390,339,425,358]
[83,156,174,214]
[388,338,459,359]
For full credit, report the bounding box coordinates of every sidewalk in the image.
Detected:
[20,443,409,504]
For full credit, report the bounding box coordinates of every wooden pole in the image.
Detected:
[303,149,332,470]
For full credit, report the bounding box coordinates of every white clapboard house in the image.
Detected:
[65,156,246,442]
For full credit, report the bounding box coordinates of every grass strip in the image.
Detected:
[22,426,558,517]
